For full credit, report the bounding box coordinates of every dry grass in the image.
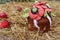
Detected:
[0,1,60,40]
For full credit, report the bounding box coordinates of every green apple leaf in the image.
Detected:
[23,8,29,18]
[44,11,48,17]
[51,13,56,17]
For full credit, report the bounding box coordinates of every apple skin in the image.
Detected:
[0,11,7,18]
[16,6,22,12]
[0,20,10,28]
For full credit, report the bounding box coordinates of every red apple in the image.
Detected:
[16,6,22,12]
[0,20,10,28]
[0,11,7,18]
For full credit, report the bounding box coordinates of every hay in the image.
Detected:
[0,1,60,40]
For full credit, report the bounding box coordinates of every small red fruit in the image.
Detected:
[0,11,7,18]
[0,20,10,28]
[16,6,22,12]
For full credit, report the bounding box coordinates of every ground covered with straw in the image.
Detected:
[0,1,60,40]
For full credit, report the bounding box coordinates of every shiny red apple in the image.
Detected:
[0,20,10,28]
[0,11,7,18]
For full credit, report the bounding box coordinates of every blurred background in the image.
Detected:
[0,0,60,4]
